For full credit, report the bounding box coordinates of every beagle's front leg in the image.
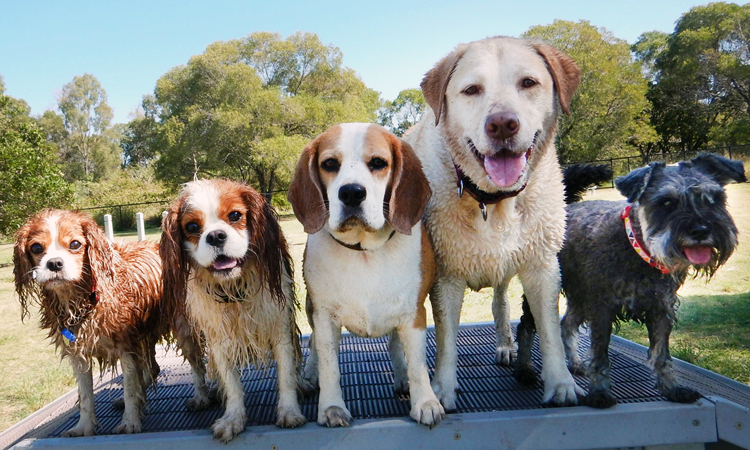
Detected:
[312,308,350,427]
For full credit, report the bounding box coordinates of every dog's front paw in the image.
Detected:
[663,386,701,404]
[513,363,538,386]
[411,398,445,429]
[62,421,97,437]
[567,361,587,377]
[542,378,582,407]
[495,345,517,366]
[300,369,319,395]
[114,417,142,434]
[431,380,458,412]
[393,377,410,399]
[317,405,352,427]
[112,397,125,410]
[276,405,307,428]
[212,412,246,443]
[585,389,617,408]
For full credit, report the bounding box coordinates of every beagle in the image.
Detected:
[288,123,444,428]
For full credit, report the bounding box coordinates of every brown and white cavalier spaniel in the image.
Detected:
[160,179,306,442]
[13,209,206,437]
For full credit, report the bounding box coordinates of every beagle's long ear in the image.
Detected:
[421,44,468,126]
[160,196,189,315]
[13,219,35,321]
[288,138,327,234]
[80,212,114,299]
[388,134,432,235]
[531,41,581,116]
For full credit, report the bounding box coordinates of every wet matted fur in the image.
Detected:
[403,36,583,410]
[160,179,306,442]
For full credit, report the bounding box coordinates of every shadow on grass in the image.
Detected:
[615,292,750,384]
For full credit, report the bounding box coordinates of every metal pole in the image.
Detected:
[136,212,145,241]
[103,214,114,242]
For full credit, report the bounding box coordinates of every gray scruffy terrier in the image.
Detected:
[516,153,746,408]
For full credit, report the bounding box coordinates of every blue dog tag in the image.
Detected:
[61,328,76,344]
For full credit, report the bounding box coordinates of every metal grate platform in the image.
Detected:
[3,323,750,449]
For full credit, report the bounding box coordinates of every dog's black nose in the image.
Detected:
[690,224,710,241]
[339,184,367,207]
[46,258,64,272]
[206,230,228,247]
[485,111,519,140]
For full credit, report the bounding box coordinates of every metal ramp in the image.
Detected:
[2,323,749,449]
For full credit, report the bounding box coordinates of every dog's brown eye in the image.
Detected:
[521,78,537,88]
[368,157,388,171]
[69,241,82,251]
[463,85,479,95]
[185,222,200,234]
[321,158,340,172]
[30,243,44,254]
[228,211,242,222]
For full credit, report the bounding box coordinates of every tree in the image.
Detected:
[524,20,652,163]
[0,86,73,235]
[141,32,381,201]
[638,3,750,150]
[57,74,120,181]
[378,88,425,137]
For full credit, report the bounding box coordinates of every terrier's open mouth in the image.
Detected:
[683,246,713,265]
[468,132,537,189]
[211,255,245,272]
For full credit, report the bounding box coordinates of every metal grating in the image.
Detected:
[3,323,749,447]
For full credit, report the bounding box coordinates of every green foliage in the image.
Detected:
[640,2,750,151]
[378,88,425,137]
[524,20,652,163]
[139,32,380,197]
[57,74,120,181]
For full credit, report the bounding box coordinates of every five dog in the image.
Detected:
[403,36,582,409]
[288,123,443,428]
[521,154,744,408]
[10,35,746,440]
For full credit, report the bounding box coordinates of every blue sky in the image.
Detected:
[1,0,707,125]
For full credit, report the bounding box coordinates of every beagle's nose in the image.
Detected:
[485,111,520,141]
[46,258,64,272]
[339,184,367,207]
[206,230,228,247]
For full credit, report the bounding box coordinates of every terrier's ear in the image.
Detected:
[685,153,747,186]
[615,162,665,203]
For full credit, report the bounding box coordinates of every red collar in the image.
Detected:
[622,206,670,274]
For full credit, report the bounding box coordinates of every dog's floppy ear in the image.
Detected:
[13,220,35,321]
[160,196,189,314]
[684,153,747,186]
[288,137,327,234]
[387,133,432,235]
[421,44,467,126]
[615,162,665,203]
[80,212,114,299]
[532,41,581,116]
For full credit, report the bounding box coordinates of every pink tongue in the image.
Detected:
[213,258,238,270]
[684,246,712,265]
[484,151,527,188]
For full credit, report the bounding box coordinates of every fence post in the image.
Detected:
[103,214,114,242]
[136,212,145,241]
[162,211,168,228]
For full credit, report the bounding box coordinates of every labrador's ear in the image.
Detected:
[288,138,327,234]
[387,133,431,235]
[421,44,468,126]
[531,41,581,115]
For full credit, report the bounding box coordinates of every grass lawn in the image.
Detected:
[0,182,748,432]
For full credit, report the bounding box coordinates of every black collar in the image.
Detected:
[328,230,397,252]
[454,163,526,220]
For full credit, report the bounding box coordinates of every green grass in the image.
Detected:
[0,184,748,433]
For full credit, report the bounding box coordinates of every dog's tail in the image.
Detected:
[563,164,614,204]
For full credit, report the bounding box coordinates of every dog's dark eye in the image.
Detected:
[661,199,674,208]
[368,157,388,171]
[463,85,479,95]
[185,222,201,234]
[30,243,44,254]
[69,241,82,251]
[321,158,340,173]
[228,211,242,222]
[521,78,537,88]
